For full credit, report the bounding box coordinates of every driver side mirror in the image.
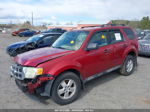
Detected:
[86,43,99,51]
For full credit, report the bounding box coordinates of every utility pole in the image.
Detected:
[31,12,33,26]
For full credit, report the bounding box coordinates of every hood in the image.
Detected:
[14,47,74,67]
[139,40,150,45]
[8,41,27,48]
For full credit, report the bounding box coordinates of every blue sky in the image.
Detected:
[0,0,150,25]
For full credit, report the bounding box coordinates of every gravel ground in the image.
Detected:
[0,33,150,109]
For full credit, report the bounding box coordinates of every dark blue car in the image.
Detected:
[18,30,38,37]
[42,28,66,33]
[7,33,62,57]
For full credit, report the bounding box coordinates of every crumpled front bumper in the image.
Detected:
[14,75,55,97]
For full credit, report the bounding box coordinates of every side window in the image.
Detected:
[42,36,53,44]
[109,30,124,44]
[51,35,59,42]
[89,31,108,47]
[123,28,135,39]
[57,29,61,32]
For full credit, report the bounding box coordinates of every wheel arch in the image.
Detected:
[123,48,137,62]
[127,51,137,57]
[55,68,84,85]
[49,68,84,96]
[122,49,137,67]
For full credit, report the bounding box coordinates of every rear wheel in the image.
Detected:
[120,55,137,76]
[51,72,81,105]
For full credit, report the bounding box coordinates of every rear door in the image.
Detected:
[108,29,127,65]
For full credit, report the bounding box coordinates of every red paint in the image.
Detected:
[14,47,74,66]
[12,29,29,36]
[27,76,54,94]
[13,26,138,92]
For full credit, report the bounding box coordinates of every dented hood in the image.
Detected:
[14,47,74,66]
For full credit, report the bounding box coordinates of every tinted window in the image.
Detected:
[26,34,44,42]
[88,31,108,47]
[42,36,53,45]
[109,30,124,44]
[56,29,61,32]
[123,28,135,39]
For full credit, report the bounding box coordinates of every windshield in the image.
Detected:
[144,34,150,40]
[52,31,89,50]
[26,34,44,42]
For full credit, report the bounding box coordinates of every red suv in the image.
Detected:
[10,24,138,105]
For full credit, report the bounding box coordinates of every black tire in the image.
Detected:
[51,72,81,105]
[119,55,137,76]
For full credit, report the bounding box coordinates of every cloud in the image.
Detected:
[0,0,150,24]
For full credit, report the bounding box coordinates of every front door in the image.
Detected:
[78,30,115,78]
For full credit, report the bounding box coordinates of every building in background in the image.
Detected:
[47,23,101,31]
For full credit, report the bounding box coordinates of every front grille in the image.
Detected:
[10,64,25,80]
[140,44,150,52]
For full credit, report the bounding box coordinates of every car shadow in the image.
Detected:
[24,93,51,105]
[138,55,150,58]
[24,70,121,105]
[79,70,121,99]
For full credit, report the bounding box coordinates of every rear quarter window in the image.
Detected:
[123,28,135,39]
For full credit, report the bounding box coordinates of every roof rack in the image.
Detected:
[101,24,126,27]
[81,24,126,29]
[81,25,101,29]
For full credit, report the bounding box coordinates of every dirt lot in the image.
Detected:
[0,33,150,109]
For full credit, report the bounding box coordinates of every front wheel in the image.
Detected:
[119,55,137,76]
[51,72,81,105]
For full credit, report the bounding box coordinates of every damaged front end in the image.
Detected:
[10,63,55,97]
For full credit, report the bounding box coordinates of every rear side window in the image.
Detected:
[123,28,135,39]
[109,30,124,44]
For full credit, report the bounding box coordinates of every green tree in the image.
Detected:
[140,16,150,29]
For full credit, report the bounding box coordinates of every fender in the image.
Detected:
[47,60,86,80]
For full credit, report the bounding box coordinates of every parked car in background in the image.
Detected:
[10,24,138,105]
[12,28,29,36]
[136,29,150,40]
[42,28,67,34]
[136,29,145,40]
[18,30,39,37]
[0,28,2,32]
[139,34,150,56]
[144,30,150,35]
[6,33,62,57]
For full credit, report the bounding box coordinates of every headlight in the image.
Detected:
[23,67,43,79]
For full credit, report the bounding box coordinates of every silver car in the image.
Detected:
[139,34,150,56]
